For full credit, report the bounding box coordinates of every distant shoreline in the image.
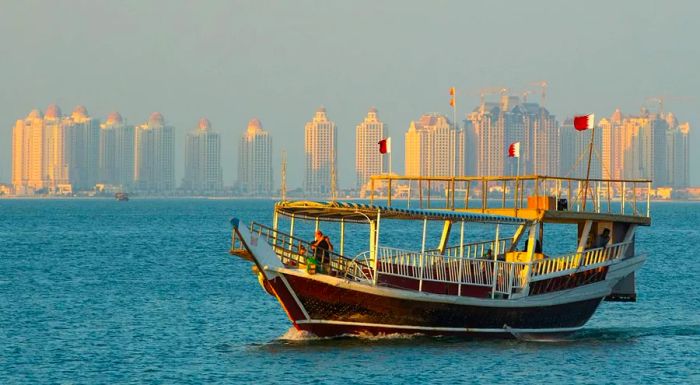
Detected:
[2,195,700,203]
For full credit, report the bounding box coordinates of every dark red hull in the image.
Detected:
[266,273,604,338]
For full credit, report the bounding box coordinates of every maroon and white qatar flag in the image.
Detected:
[378,137,391,154]
[508,142,520,158]
[573,114,595,131]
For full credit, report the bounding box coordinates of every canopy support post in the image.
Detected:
[407,180,412,209]
[288,214,295,251]
[437,220,452,254]
[369,220,377,283]
[419,179,423,209]
[419,218,427,292]
[508,223,527,252]
[458,220,465,296]
[387,179,392,207]
[339,219,345,256]
[491,224,501,299]
[373,210,381,285]
[520,222,538,295]
[272,210,279,246]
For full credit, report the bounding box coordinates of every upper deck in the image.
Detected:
[368,175,652,226]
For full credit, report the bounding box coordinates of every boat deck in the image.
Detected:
[232,222,631,300]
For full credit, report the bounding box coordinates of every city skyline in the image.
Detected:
[1,2,699,188]
[6,100,693,195]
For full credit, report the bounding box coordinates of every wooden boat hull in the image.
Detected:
[264,272,603,338]
[231,217,644,338]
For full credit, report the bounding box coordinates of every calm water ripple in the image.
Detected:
[1,199,699,384]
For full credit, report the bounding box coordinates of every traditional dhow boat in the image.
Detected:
[230,175,651,338]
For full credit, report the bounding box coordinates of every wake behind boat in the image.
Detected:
[230,174,650,338]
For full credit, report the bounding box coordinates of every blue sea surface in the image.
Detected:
[1,199,698,384]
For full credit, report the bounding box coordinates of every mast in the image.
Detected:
[450,87,457,177]
[280,150,287,201]
[582,125,595,210]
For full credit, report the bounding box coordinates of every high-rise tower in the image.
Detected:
[355,107,387,189]
[43,104,70,190]
[183,118,223,194]
[12,109,47,193]
[65,105,99,190]
[304,107,337,196]
[238,118,273,195]
[404,113,463,177]
[134,112,175,193]
[11,105,74,194]
[99,112,134,189]
[671,122,690,188]
[466,95,558,177]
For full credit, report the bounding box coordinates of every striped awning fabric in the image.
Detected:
[274,201,527,225]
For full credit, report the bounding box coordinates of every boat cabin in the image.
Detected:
[231,175,650,302]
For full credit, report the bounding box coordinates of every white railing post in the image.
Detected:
[272,212,279,246]
[373,210,381,286]
[458,221,464,296]
[491,224,501,298]
[506,263,514,294]
[419,218,427,292]
[340,219,345,256]
[621,181,626,215]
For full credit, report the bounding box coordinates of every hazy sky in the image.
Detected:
[1,0,698,188]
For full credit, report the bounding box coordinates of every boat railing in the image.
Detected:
[430,238,512,259]
[246,222,374,283]
[359,240,631,297]
[238,221,632,298]
[529,241,631,281]
[368,174,652,218]
[358,246,530,296]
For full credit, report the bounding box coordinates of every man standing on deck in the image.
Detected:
[311,230,334,266]
[596,228,611,248]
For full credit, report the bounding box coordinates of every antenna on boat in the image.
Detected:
[281,149,287,201]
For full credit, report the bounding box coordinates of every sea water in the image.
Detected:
[1,199,698,384]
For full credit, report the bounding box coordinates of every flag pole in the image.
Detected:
[582,125,595,210]
[516,150,520,211]
[389,150,392,175]
[450,90,457,177]
[452,88,457,177]
[380,145,384,175]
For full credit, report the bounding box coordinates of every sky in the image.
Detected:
[1,0,699,188]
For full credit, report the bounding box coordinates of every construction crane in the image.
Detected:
[479,87,509,106]
[521,90,533,103]
[644,96,693,116]
[529,80,548,107]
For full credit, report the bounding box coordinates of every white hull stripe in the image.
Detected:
[279,275,311,320]
[295,319,584,334]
